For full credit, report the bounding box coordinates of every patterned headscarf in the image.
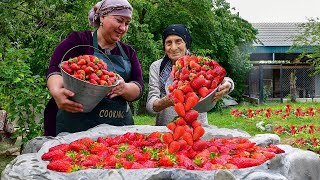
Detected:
[88,0,133,27]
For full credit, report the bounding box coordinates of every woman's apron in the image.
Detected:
[56,31,133,135]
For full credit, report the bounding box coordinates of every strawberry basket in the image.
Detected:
[59,45,119,112]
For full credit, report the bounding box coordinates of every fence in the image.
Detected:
[244,64,320,103]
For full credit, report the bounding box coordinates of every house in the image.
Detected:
[245,22,320,102]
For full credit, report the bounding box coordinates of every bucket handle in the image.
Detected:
[60,44,116,72]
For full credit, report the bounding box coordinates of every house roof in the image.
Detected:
[252,22,304,47]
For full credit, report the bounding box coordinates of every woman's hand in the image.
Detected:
[52,87,83,113]
[108,77,126,99]
[212,79,232,103]
[47,74,83,113]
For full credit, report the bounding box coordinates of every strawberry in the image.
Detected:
[180,84,193,93]
[166,122,177,132]
[192,139,208,151]
[41,150,65,161]
[172,89,185,103]
[173,126,185,140]
[176,154,196,170]
[184,96,199,111]
[90,142,109,154]
[158,155,176,167]
[69,142,88,152]
[48,144,70,152]
[81,154,100,167]
[175,117,187,126]
[229,157,264,168]
[198,86,209,98]
[193,149,210,167]
[210,80,218,89]
[191,120,202,129]
[174,103,185,117]
[184,110,199,123]
[162,132,174,144]
[193,126,205,140]
[183,132,194,146]
[47,160,74,172]
[148,131,162,139]
[177,139,188,150]
[190,76,205,90]
[168,141,181,154]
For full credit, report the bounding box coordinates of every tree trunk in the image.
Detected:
[290,71,297,102]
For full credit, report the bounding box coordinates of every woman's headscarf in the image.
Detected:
[88,0,133,28]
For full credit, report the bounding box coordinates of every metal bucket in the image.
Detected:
[60,63,118,112]
[193,85,219,113]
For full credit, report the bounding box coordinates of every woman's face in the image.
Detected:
[164,35,187,62]
[100,15,131,43]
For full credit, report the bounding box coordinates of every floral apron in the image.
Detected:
[56,31,133,135]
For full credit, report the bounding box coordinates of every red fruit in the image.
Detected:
[184,110,199,123]
[62,63,72,74]
[89,79,98,85]
[173,126,185,140]
[89,73,100,82]
[210,80,218,89]
[162,132,174,144]
[158,155,175,167]
[177,139,188,150]
[193,149,210,166]
[190,76,205,90]
[183,132,194,146]
[175,117,187,126]
[81,154,100,167]
[192,139,208,151]
[198,87,209,98]
[70,63,80,71]
[41,150,65,161]
[184,96,199,111]
[189,60,201,72]
[84,66,94,75]
[47,160,73,172]
[77,59,86,65]
[180,84,193,93]
[172,89,185,103]
[174,103,185,117]
[193,126,205,140]
[90,142,109,154]
[229,157,264,168]
[166,122,177,132]
[69,142,88,152]
[148,131,162,139]
[48,144,70,152]
[168,141,181,154]
[191,120,202,129]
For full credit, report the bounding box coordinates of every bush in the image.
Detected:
[0,48,49,144]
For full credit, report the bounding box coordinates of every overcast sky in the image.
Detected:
[226,0,320,23]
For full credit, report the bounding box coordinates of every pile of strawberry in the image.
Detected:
[61,55,118,86]
[163,55,227,154]
[41,133,284,172]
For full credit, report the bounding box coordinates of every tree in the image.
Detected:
[292,18,320,75]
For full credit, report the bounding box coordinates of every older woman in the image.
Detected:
[146,24,234,126]
[44,0,143,136]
